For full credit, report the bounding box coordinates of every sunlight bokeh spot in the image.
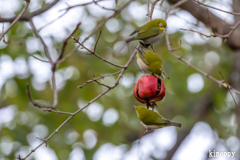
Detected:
[187,73,204,93]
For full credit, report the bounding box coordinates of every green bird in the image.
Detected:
[125,19,167,51]
[135,42,169,79]
[135,106,181,133]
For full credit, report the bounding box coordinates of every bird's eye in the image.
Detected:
[159,23,163,27]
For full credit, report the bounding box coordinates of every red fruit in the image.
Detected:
[133,75,165,109]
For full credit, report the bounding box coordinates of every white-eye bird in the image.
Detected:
[135,42,169,79]
[125,19,167,51]
[135,106,181,133]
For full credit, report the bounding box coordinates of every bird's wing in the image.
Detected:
[153,117,171,125]
[129,27,141,36]
[145,51,163,65]
[136,27,160,40]
[135,48,149,66]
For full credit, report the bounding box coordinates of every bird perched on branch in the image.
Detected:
[125,19,167,51]
[135,42,169,79]
[135,106,181,133]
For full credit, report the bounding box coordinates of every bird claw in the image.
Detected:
[150,45,155,52]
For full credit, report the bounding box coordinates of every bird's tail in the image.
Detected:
[170,122,181,128]
[125,37,136,43]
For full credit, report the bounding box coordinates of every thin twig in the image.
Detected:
[0,0,30,41]
[71,36,125,68]
[193,0,240,16]
[3,39,50,63]
[58,0,134,64]
[43,108,73,115]
[0,0,60,22]
[180,20,240,38]
[38,11,68,32]
[180,28,214,38]
[59,0,112,11]
[21,45,137,160]
[166,0,189,20]
[160,0,165,6]
[219,72,240,113]
[92,75,112,89]
[57,22,82,62]
[94,30,101,52]
[26,84,57,108]
[165,0,240,95]
[147,0,150,21]
[94,3,118,12]
[29,19,53,64]
[207,9,216,35]
[77,71,121,89]
[169,40,182,52]
[149,0,160,21]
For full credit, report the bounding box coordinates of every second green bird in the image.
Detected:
[135,43,169,79]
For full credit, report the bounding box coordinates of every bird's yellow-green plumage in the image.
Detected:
[135,106,181,129]
[125,19,167,45]
[136,44,164,76]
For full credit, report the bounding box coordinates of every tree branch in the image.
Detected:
[29,19,53,64]
[21,46,137,160]
[0,0,60,22]
[58,0,134,63]
[193,0,240,16]
[165,0,240,95]
[167,0,240,50]
[77,71,121,89]
[0,0,30,40]
[71,35,125,68]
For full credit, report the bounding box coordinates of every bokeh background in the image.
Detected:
[0,0,239,159]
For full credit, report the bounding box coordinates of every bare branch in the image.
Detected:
[165,0,240,95]
[71,36,125,68]
[3,39,50,63]
[219,72,240,113]
[0,0,60,22]
[193,0,240,16]
[180,20,240,38]
[94,2,118,12]
[26,84,57,109]
[165,32,240,95]
[59,0,112,12]
[77,71,121,89]
[149,0,160,21]
[160,0,165,6]
[59,0,134,63]
[43,108,73,115]
[180,28,214,38]
[38,11,68,32]
[166,0,189,20]
[207,9,216,36]
[169,40,182,52]
[147,0,151,21]
[0,0,30,41]
[92,75,112,89]
[94,30,102,52]
[29,19,53,64]
[21,45,137,160]
[57,22,82,62]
